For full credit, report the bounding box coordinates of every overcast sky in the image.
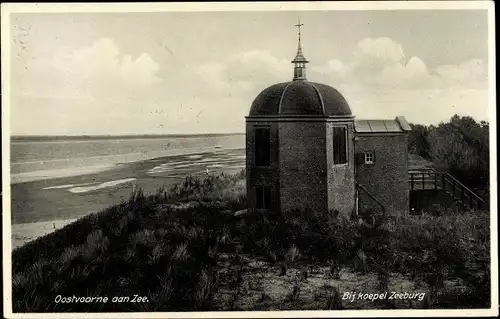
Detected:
[7,7,491,135]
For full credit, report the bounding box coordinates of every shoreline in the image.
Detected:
[10,146,245,185]
[10,147,246,224]
[9,147,247,250]
[11,132,245,142]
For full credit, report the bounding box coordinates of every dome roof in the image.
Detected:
[249,80,352,116]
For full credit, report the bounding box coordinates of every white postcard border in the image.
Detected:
[1,1,497,318]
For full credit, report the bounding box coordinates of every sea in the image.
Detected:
[9,134,246,224]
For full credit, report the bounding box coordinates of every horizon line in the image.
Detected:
[10,132,246,138]
[9,115,490,138]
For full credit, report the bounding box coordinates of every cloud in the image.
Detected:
[15,38,162,104]
[434,59,487,88]
[343,84,488,125]
[10,36,489,135]
[174,38,488,128]
[356,37,405,63]
[310,37,487,91]
[12,38,173,135]
[311,58,352,81]
[52,38,162,99]
[352,37,405,77]
[287,37,488,124]
[375,56,431,88]
[168,51,292,132]
[188,50,290,97]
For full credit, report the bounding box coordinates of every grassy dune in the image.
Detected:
[11,170,490,312]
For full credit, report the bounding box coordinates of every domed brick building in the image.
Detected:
[245,21,412,218]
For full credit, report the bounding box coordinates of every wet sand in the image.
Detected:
[11,218,78,250]
[10,148,245,225]
[9,148,245,250]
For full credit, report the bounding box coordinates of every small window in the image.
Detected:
[365,152,374,164]
[255,127,271,167]
[255,186,272,209]
[333,126,347,165]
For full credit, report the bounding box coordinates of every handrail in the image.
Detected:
[409,168,486,209]
[442,172,485,204]
[356,182,385,214]
[408,167,436,173]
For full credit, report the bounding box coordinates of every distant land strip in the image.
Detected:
[11,133,246,142]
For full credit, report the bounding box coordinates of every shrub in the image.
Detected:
[325,286,343,310]
[285,279,301,302]
[11,169,490,311]
[194,268,219,310]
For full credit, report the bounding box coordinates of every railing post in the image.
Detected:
[441,173,445,191]
[422,173,425,190]
[410,174,414,190]
[434,172,438,190]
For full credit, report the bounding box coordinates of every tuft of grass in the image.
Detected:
[354,249,368,273]
[376,267,390,291]
[11,169,490,311]
[329,259,341,279]
[194,268,219,310]
[172,242,189,262]
[285,279,301,302]
[227,290,240,310]
[259,292,272,303]
[325,286,343,310]
[313,285,343,310]
[279,261,288,277]
[234,264,244,285]
[286,245,301,263]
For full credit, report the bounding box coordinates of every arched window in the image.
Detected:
[333,126,347,165]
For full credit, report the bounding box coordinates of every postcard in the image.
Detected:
[1,1,497,318]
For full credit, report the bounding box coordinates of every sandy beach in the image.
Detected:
[11,218,78,250]
[10,146,246,251]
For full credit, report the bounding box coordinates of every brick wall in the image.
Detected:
[278,121,328,213]
[246,121,280,212]
[355,133,409,216]
[246,118,359,218]
[326,121,356,218]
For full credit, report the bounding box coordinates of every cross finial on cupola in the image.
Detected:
[292,16,309,81]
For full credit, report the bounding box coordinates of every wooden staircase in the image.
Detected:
[409,168,486,210]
